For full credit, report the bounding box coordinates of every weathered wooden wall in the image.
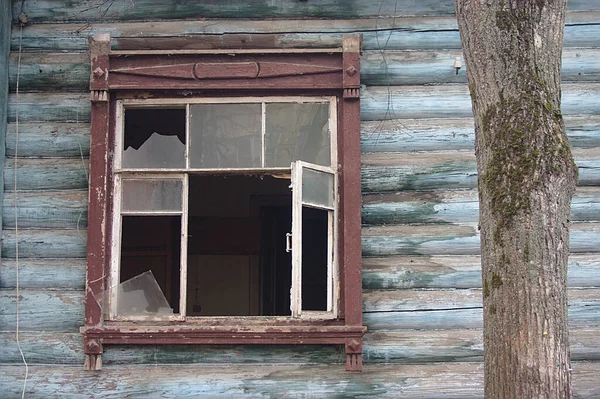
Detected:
[1,1,599,397]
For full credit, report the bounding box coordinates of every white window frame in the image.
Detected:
[108,96,338,321]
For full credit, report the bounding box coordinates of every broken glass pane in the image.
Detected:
[122,109,186,169]
[95,270,174,317]
[265,103,330,167]
[189,104,262,168]
[122,179,182,212]
[302,167,334,209]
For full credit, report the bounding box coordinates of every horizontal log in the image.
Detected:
[363,288,600,330]
[363,328,600,364]
[2,222,597,261]
[360,83,600,121]
[7,52,88,92]
[1,251,595,292]
[5,122,90,158]
[362,222,600,257]
[2,229,87,259]
[10,49,600,92]
[0,290,84,332]
[8,83,599,124]
[4,147,598,197]
[3,190,88,229]
[2,287,597,332]
[4,158,88,191]
[361,148,600,193]
[13,0,600,22]
[5,115,596,162]
[4,186,597,231]
[7,92,90,123]
[0,362,598,398]
[1,327,598,365]
[363,287,599,312]
[362,186,600,225]
[361,48,600,86]
[0,332,343,365]
[362,254,600,290]
[14,0,459,21]
[361,116,600,153]
[11,14,600,52]
[0,259,86,290]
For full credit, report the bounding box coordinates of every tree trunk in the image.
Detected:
[455,1,577,397]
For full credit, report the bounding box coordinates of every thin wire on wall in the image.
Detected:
[14,18,29,399]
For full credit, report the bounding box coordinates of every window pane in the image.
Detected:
[302,168,333,208]
[122,179,182,212]
[122,109,186,169]
[265,103,330,167]
[189,104,262,168]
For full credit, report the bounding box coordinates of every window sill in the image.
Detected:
[82,324,365,344]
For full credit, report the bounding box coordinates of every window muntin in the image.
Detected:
[110,97,337,321]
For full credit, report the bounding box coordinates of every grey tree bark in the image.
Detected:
[455,1,577,397]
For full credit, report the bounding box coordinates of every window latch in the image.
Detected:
[285,233,292,253]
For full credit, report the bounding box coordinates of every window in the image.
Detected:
[83,33,364,371]
[110,97,338,320]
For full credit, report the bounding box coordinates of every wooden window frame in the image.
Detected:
[82,33,365,371]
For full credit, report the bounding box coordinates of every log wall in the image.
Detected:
[1,1,599,397]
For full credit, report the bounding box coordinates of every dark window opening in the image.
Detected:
[120,215,181,313]
[123,108,186,169]
[186,174,293,317]
[302,208,328,311]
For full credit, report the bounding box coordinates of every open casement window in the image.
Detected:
[290,161,337,318]
[83,33,365,372]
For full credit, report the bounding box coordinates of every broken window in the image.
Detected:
[84,35,365,372]
[108,98,338,320]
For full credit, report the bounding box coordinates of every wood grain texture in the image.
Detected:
[11,185,598,229]
[363,329,600,363]
[362,187,600,225]
[360,83,600,121]
[4,116,596,160]
[362,254,600,290]
[0,332,344,365]
[7,83,598,124]
[0,290,84,332]
[361,49,600,85]
[1,362,599,398]
[3,190,88,229]
[5,123,90,158]
[11,14,600,51]
[3,158,88,191]
[2,288,597,332]
[9,49,600,92]
[2,229,87,259]
[1,223,597,261]
[362,222,600,257]
[13,0,459,21]
[6,92,90,123]
[361,116,600,153]
[11,0,600,22]
[1,327,598,365]
[361,148,600,193]
[0,259,86,290]
[2,147,597,196]
[362,288,600,330]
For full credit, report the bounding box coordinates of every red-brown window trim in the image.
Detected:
[82,34,365,371]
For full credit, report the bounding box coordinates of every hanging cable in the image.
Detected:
[14,16,29,399]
